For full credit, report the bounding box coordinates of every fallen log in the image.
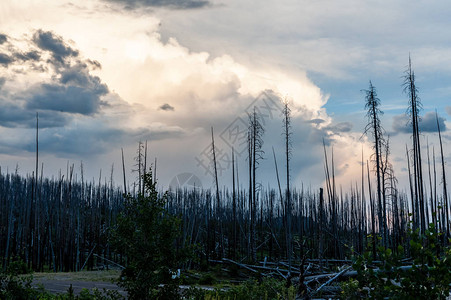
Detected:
[309,266,352,297]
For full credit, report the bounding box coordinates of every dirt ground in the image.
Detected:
[32,270,127,297]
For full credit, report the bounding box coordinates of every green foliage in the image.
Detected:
[184,278,296,300]
[183,286,208,300]
[0,258,36,299]
[5,257,32,276]
[198,273,217,285]
[0,273,38,300]
[342,224,451,299]
[111,172,190,299]
[74,287,124,300]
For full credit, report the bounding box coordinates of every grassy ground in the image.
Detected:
[32,270,121,282]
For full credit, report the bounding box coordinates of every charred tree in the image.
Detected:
[363,81,387,247]
[403,56,426,234]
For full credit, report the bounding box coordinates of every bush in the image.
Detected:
[183,286,207,300]
[184,278,296,300]
[198,273,217,285]
[5,257,32,276]
[111,172,191,299]
[0,273,37,300]
[342,223,451,299]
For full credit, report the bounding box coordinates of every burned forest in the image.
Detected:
[1,59,451,299]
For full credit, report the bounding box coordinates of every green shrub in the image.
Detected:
[5,257,32,276]
[182,278,296,300]
[342,223,451,299]
[204,278,296,300]
[183,286,207,300]
[198,273,217,285]
[111,172,192,300]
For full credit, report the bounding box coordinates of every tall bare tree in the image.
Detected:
[363,81,387,247]
[247,108,265,262]
[403,56,425,234]
[436,111,449,239]
[282,100,293,271]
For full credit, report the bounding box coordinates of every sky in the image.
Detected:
[0,0,450,194]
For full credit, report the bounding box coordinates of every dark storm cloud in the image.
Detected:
[26,63,110,115]
[0,98,71,128]
[0,32,110,117]
[14,50,41,62]
[60,63,107,90]
[1,49,40,68]
[27,83,107,115]
[0,30,109,130]
[0,102,36,128]
[0,34,7,44]
[106,0,210,9]
[159,103,174,111]
[34,111,70,128]
[33,30,79,63]
[392,112,446,134]
[0,30,188,158]
[0,53,13,66]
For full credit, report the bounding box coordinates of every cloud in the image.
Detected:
[0,99,71,128]
[106,0,210,10]
[0,45,41,69]
[307,118,326,125]
[59,63,107,91]
[16,120,185,156]
[392,111,446,134]
[392,114,410,134]
[0,53,13,66]
[0,4,364,188]
[0,31,109,117]
[421,111,446,132]
[14,50,41,62]
[324,121,353,133]
[446,106,451,116]
[0,29,190,166]
[0,34,7,44]
[36,125,132,155]
[159,103,174,111]
[27,84,107,115]
[33,30,79,63]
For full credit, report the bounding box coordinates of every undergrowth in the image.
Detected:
[341,223,451,299]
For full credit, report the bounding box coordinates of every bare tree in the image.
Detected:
[282,100,293,271]
[363,81,387,247]
[247,108,265,262]
[403,56,425,234]
[436,111,448,239]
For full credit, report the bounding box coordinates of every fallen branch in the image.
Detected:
[93,254,125,270]
[309,266,351,297]
[222,258,261,275]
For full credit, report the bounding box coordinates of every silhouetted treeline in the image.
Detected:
[167,183,414,267]
[1,165,450,273]
[0,167,124,272]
